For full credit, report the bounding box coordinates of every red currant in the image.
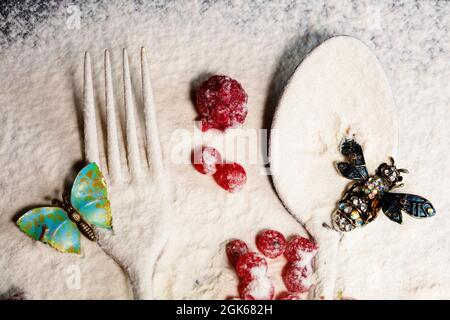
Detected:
[235,252,267,282]
[213,163,247,193]
[192,146,222,175]
[256,229,287,259]
[226,239,249,267]
[282,262,312,293]
[284,236,318,262]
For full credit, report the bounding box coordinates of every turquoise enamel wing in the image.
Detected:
[16,163,112,254]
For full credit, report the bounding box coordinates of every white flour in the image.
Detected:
[243,276,274,300]
[0,1,449,299]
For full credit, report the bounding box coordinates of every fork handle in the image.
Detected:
[125,264,155,300]
[121,234,169,300]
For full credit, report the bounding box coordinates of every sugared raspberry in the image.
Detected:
[279,292,302,300]
[239,277,275,300]
[283,262,312,293]
[226,239,249,267]
[284,236,318,262]
[196,75,248,132]
[192,146,222,175]
[213,163,247,193]
[256,229,287,259]
[235,252,267,282]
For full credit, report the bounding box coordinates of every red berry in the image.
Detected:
[283,262,312,293]
[235,252,267,282]
[284,236,318,262]
[196,75,248,132]
[5,291,27,300]
[192,146,222,175]
[239,277,275,300]
[213,163,247,193]
[226,239,249,266]
[279,292,302,300]
[256,229,287,259]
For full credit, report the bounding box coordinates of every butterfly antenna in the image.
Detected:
[52,199,65,209]
[64,193,74,210]
[52,192,71,211]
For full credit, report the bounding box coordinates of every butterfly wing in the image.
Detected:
[70,162,112,229]
[17,207,81,253]
[381,192,436,224]
[336,138,369,181]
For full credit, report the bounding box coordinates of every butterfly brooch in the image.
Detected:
[16,162,112,253]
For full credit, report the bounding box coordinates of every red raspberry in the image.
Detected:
[226,239,249,267]
[213,163,247,193]
[279,292,302,300]
[284,236,318,262]
[239,277,275,300]
[282,262,312,293]
[192,146,222,175]
[196,75,248,132]
[256,229,287,259]
[235,252,267,282]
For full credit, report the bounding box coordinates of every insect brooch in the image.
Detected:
[332,138,435,232]
[17,162,112,253]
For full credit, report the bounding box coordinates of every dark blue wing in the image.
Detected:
[336,139,369,181]
[381,192,436,224]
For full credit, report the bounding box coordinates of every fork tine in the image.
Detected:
[123,49,142,178]
[104,50,122,182]
[141,47,164,181]
[83,52,100,166]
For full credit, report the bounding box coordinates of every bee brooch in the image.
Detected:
[332,138,435,232]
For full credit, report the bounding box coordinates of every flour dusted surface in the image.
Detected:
[0,1,449,299]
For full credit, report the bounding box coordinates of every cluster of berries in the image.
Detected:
[226,230,318,300]
[193,146,247,193]
[226,239,274,300]
[283,236,318,293]
[193,75,248,192]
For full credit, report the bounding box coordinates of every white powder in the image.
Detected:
[0,1,449,300]
[250,265,267,279]
[201,151,218,174]
[244,276,274,300]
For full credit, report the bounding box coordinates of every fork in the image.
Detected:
[83,48,170,299]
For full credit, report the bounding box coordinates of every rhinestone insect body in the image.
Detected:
[332,139,436,232]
